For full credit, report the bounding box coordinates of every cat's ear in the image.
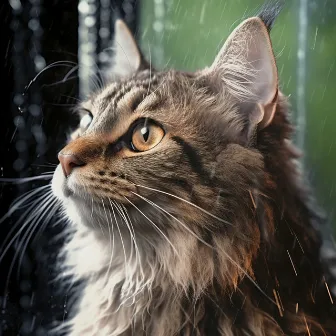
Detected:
[207,17,278,131]
[110,19,148,77]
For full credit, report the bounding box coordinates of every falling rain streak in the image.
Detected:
[296,0,308,164]
[2,1,139,334]
[1,0,336,334]
[78,0,99,99]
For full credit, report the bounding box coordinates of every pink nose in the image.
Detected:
[58,153,85,177]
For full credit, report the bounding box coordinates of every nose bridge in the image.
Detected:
[60,136,103,162]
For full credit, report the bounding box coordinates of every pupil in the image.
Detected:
[141,127,149,142]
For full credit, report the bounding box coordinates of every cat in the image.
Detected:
[51,3,336,336]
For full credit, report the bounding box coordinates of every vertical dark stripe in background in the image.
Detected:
[0,1,139,334]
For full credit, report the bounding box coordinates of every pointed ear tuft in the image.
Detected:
[258,0,284,32]
[208,17,279,131]
[110,20,147,78]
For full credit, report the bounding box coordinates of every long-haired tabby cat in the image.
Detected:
[51,3,336,336]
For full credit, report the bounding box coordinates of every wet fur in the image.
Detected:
[52,5,336,336]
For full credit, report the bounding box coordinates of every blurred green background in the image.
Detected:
[139,0,336,235]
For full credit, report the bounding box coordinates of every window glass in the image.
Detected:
[140,0,336,235]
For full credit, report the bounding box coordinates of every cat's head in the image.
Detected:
[52,15,282,241]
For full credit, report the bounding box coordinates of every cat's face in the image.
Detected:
[52,18,279,236]
[52,70,235,229]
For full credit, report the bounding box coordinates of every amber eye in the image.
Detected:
[131,120,165,152]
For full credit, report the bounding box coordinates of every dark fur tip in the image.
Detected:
[258,0,285,31]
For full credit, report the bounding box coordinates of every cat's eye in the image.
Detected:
[131,120,165,152]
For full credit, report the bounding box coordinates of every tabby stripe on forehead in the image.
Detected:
[171,136,212,185]
[99,82,119,102]
[94,82,121,113]
[109,80,138,103]
[116,86,148,111]
[117,86,162,112]
[112,80,157,108]
[112,75,159,109]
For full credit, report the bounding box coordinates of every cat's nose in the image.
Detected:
[58,152,85,177]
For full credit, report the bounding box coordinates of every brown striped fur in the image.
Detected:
[52,5,336,336]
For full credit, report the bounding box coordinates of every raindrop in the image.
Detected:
[78,1,89,14]
[19,295,31,309]
[28,104,40,117]
[13,94,24,106]
[20,317,33,334]
[36,326,46,336]
[99,27,109,39]
[15,140,27,153]
[13,158,24,171]
[9,0,22,11]
[28,18,39,31]
[20,280,31,293]
[13,115,25,129]
[32,125,46,142]
[85,16,96,27]
[122,2,133,14]
[153,21,164,32]
[98,52,109,63]
[34,55,46,72]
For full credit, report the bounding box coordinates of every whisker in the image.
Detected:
[1,256,15,310]
[120,203,144,274]
[32,204,62,246]
[0,175,53,184]
[62,64,79,83]
[111,201,135,287]
[113,202,135,263]
[114,203,138,304]
[216,243,277,306]
[24,60,77,92]
[40,170,56,175]
[114,202,148,305]
[101,200,120,314]
[0,192,55,265]
[108,199,128,281]
[101,199,115,283]
[31,164,57,168]
[1,193,57,310]
[0,192,53,253]
[16,196,58,278]
[135,184,233,226]
[42,75,78,88]
[48,216,70,245]
[95,200,106,237]
[0,185,51,223]
[131,191,213,249]
[145,43,152,99]
[124,196,179,256]
[61,93,81,101]
[132,191,276,307]
[0,190,53,255]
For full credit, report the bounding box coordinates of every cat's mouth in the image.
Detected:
[52,164,126,204]
[52,165,85,201]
